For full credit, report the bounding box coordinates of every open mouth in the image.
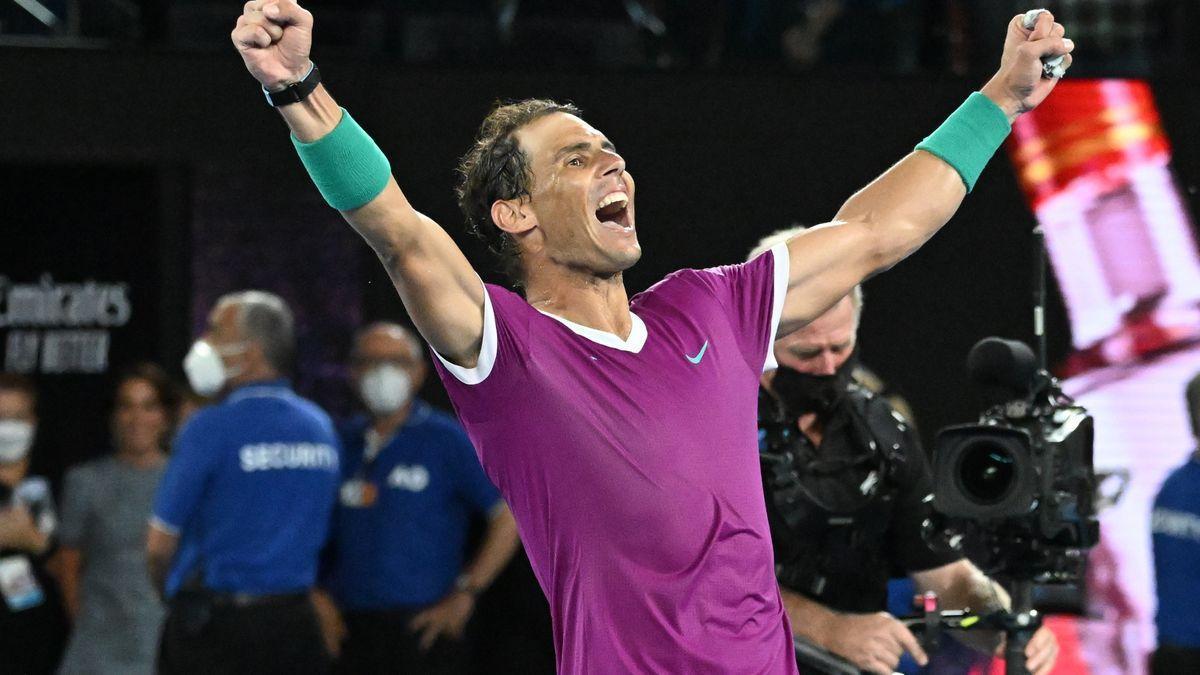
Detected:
[594,192,632,231]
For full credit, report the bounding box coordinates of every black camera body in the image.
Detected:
[928,338,1099,582]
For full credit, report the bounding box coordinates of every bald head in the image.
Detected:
[353,323,424,362]
[351,322,427,393]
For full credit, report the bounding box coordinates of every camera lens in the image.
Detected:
[957,441,1016,504]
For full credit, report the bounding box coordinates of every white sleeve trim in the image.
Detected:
[762,243,790,373]
[431,277,498,386]
[148,514,181,537]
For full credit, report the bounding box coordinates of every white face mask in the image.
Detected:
[183,340,246,397]
[359,364,413,417]
[0,420,35,463]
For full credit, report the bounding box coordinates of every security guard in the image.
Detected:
[747,228,1059,675]
[147,290,340,674]
[318,322,518,673]
[1150,371,1200,675]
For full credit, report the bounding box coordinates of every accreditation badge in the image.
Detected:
[0,555,45,611]
[339,479,379,508]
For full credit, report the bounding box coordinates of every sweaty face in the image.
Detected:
[772,297,858,377]
[515,113,640,276]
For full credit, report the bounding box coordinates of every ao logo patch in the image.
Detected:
[388,464,430,492]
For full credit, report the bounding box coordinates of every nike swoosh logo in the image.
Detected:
[685,340,709,364]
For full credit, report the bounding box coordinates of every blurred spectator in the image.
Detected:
[147,291,340,674]
[56,363,179,675]
[0,373,69,673]
[318,323,519,673]
[1149,372,1200,674]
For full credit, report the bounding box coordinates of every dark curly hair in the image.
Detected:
[456,99,583,285]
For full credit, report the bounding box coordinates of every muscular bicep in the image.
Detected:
[341,179,486,367]
[779,149,968,337]
[778,221,881,335]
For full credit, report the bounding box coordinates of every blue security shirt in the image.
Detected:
[1151,452,1200,648]
[152,380,340,598]
[323,400,501,610]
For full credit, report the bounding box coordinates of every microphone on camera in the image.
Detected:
[966,337,1038,398]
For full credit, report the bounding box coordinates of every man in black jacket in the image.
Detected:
[750,229,1059,675]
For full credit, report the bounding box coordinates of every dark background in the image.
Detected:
[3,46,1199,670]
[11,48,1200,466]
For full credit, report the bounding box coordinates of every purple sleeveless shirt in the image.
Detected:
[432,245,797,674]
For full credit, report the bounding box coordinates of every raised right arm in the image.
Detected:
[232,1,484,367]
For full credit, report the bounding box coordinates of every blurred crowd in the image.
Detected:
[0,290,536,674]
[1,0,1193,76]
[2,366,173,673]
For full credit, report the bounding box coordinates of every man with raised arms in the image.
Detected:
[231,5,1073,671]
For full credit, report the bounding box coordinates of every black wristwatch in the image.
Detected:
[262,62,320,107]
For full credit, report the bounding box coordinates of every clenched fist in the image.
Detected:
[981,9,1075,119]
[231,0,314,91]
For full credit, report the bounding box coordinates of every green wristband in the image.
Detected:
[915,92,1011,193]
[292,109,391,211]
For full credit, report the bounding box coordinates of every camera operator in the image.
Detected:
[750,230,1059,675]
[1150,371,1200,674]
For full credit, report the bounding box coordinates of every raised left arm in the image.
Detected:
[774,152,964,336]
[775,11,1074,336]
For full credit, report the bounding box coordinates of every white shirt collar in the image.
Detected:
[536,309,648,353]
